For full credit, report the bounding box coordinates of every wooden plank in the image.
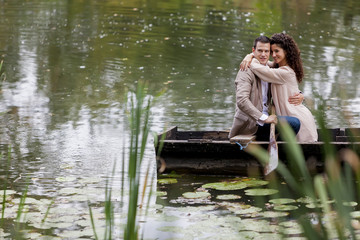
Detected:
[229,135,256,144]
[157,126,177,140]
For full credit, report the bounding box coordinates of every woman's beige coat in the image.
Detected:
[250,59,318,142]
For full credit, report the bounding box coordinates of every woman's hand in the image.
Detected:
[239,53,254,71]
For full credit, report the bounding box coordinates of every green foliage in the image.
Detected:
[247,104,360,239]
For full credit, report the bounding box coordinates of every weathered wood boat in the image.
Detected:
[154,126,360,175]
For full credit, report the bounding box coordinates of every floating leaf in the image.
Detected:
[237,231,260,238]
[78,177,102,184]
[0,190,16,195]
[177,205,216,213]
[216,194,241,200]
[157,178,177,184]
[296,196,315,204]
[59,187,79,195]
[55,176,76,182]
[245,188,278,196]
[156,191,167,197]
[281,225,304,235]
[282,237,307,240]
[273,205,298,211]
[0,228,10,237]
[233,206,262,215]
[159,171,182,178]
[157,226,183,233]
[305,203,320,209]
[221,202,262,215]
[269,198,296,205]
[182,192,210,199]
[202,181,247,190]
[239,219,277,232]
[279,220,301,228]
[259,211,289,218]
[253,233,281,240]
[244,179,269,187]
[343,201,358,207]
[351,211,360,218]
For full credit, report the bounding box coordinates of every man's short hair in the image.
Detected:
[253,36,270,49]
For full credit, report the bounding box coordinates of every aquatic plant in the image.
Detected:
[88,82,157,239]
[245,102,360,240]
[0,60,5,82]
[124,82,154,239]
[1,146,11,226]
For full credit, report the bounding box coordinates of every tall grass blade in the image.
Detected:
[41,199,54,224]
[88,201,99,240]
[1,145,11,225]
[124,82,152,240]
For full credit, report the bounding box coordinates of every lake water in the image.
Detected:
[0,0,360,239]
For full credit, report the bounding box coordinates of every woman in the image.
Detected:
[244,33,317,142]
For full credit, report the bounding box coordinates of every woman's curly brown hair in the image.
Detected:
[270,33,304,83]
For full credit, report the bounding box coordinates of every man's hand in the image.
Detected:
[288,92,304,106]
[239,53,253,71]
[264,115,277,124]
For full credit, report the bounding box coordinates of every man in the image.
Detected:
[229,36,302,140]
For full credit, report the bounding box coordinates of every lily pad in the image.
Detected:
[281,225,304,235]
[283,237,307,240]
[350,211,360,218]
[233,206,262,215]
[157,178,177,184]
[244,188,278,196]
[157,226,183,233]
[216,194,241,200]
[0,228,10,237]
[296,196,315,204]
[239,219,277,232]
[237,231,260,238]
[221,202,262,215]
[159,171,182,178]
[305,203,320,209]
[254,233,282,240]
[269,198,296,205]
[279,220,301,228]
[243,179,269,187]
[202,181,247,190]
[59,187,79,195]
[156,191,167,197]
[182,192,210,199]
[55,176,76,182]
[274,205,298,211]
[259,211,289,218]
[343,201,358,207]
[0,190,16,195]
[78,177,102,184]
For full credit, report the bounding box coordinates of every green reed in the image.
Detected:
[1,146,11,226]
[0,60,5,82]
[89,82,156,239]
[246,102,360,239]
[125,82,153,239]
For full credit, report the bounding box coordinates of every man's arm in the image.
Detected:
[235,70,263,121]
[235,70,277,124]
[288,92,304,105]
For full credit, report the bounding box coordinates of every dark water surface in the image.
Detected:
[0,0,360,238]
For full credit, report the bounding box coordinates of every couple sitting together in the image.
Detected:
[229,33,318,142]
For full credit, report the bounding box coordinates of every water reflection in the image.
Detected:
[0,0,360,238]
